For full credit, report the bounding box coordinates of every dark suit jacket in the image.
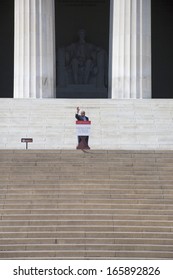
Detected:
[75,114,89,121]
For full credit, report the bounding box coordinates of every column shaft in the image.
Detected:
[110,0,151,99]
[14,0,56,98]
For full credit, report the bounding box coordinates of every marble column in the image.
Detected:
[109,0,151,99]
[14,0,56,98]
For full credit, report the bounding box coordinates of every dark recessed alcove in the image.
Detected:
[55,0,110,98]
[0,0,14,98]
[151,0,173,98]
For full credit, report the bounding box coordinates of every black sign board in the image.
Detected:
[21,138,33,149]
[21,138,33,143]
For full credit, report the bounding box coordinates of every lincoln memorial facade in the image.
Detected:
[0,0,172,99]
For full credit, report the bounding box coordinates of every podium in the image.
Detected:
[76,120,91,149]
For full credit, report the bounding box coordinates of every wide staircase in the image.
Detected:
[0,149,173,259]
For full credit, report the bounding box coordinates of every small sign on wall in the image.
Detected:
[21,138,33,149]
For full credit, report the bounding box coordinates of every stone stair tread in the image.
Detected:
[1,238,173,247]
[1,213,173,219]
[0,226,172,233]
[1,250,173,259]
[1,203,173,210]
[2,188,172,191]
[0,244,173,252]
[1,230,173,234]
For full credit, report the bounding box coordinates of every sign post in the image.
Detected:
[21,138,33,150]
[76,121,91,150]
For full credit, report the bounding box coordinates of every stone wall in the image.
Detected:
[0,99,173,149]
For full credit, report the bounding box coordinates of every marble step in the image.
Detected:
[1,250,173,259]
[0,220,173,227]
[0,244,173,252]
[1,182,173,188]
[1,231,173,239]
[1,194,172,200]
[1,200,172,207]
[0,225,172,233]
[0,170,121,174]
[2,175,173,180]
[1,237,173,245]
[1,188,172,194]
[0,214,173,221]
[1,203,173,210]
[1,208,173,215]
[1,184,173,190]
[1,174,173,179]
[1,150,173,154]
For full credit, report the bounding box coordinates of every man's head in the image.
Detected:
[81,110,85,116]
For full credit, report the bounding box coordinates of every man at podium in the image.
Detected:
[75,107,89,121]
[75,107,89,147]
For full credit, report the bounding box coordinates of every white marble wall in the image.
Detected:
[1,99,173,150]
[14,0,56,98]
[109,0,151,99]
